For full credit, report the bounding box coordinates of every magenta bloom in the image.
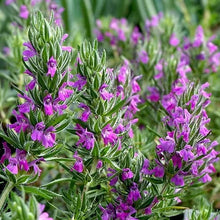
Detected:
[157,137,175,154]
[128,182,141,202]
[43,94,53,115]
[28,158,44,176]
[161,93,177,112]
[107,168,118,186]
[38,204,53,220]
[102,124,117,146]
[19,5,29,19]
[147,87,160,102]
[78,103,91,122]
[75,124,95,150]
[23,42,37,61]
[96,160,103,169]
[47,56,57,77]
[72,74,87,90]
[42,126,56,148]
[179,145,194,161]
[58,83,73,101]
[121,168,133,181]
[99,84,114,101]
[31,122,45,142]
[131,76,141,93]
[193,26,204,47]
[71,151,84,173]
[9,110,30,133]
[169,33,179,47]
[152,165,164,178]
[171,174,184,186]
[18,93,35,113]
[138,50,149,64]
[53,98,67,115]
[5,0,15,5]
[131,27,142,45]
[4,149,29,175]
[118,65,128,84]
[116,85,125,99]
[31,122,56,148]
[142,159,154,175]
[0,142,11,164]
[24,69,36,91]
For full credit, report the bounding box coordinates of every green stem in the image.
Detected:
[0,182,14,211]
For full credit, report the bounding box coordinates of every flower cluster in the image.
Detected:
[0,142,43,175]
[142,80,219,186]
[5,0,64,26]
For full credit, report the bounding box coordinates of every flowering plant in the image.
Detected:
[0,4,219,220]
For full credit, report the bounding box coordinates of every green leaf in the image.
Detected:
[41,178,72,187]
[46,113,68,127]
[22,186,61,200]
[104,99,126,116]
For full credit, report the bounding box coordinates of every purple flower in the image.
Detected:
[116,202,137,219]
[72,74,87,90]
[99,84,114,101]
[6,157,18,174]
[99,204,116,220]
[19,5,29,19]
[107,168,118,186]
[131,27,142,45]
[147,87,160,102]
[128,182,141,202]
[31,122,56,148]
[161,93,177,112]
[53,98,67,115]
[157,137,175,154]
[24,69,36,91]
[9,110,30,133]
[5,0,15,5]
[71,151,83,173]
[31,122,45,142]
[38,204,53,220]
[172,154,182,169]
[60,34,73,52]
[193,26,204,47]
[200,173,212,183]
[152,165,164,178]
[131,76,141,94]
[207,42,218,54]
[179,145,194,161]
[28,158,44,176]
[0,142,11,164]
[78,103,91,122]
[169,33,179,47]
[96,160,103,169]
[47,56,57,77]
[138,50,149,64]
[171,174,184,186]
[18,93,35,113]
[142,159,154,175]
[102,124,117,146]
[121,168,133,181]
[116,85,125,99]
[3,47,10,56]
[118,64,128,84]
[5,149,29,175]
[41,126,56,148]
[43,94,53,115]
[23,42,37,61]
[58,83,73,101]
[75,124,95,150]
